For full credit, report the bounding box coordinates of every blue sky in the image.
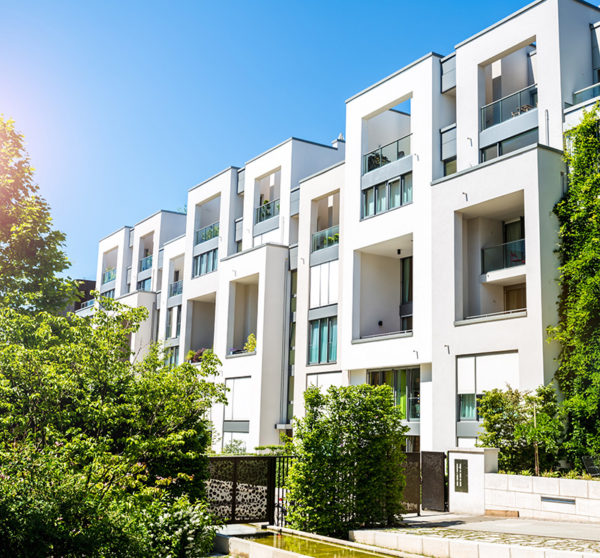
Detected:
[1,0,527,280]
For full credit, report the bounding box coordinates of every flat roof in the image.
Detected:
[299,160,345,184]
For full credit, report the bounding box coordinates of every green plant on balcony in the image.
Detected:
[186,348,208,363]
[244,333,256,353]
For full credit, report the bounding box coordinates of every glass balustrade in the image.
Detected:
[255,199,280,223]
[169,280,183,297]
[80,299,95,309]
[363,134,411,174]
[139,255,153,272]
[573,83,600,106]
[102,268,116,284]
[311,225,340,252]
[480,84,538,130]
[194,222,219,245]
[481,239,526,273]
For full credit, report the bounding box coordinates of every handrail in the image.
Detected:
[480,83,537,110]
[464,308,526,320]
[481,238,525,273]
[102,268,116,284]
[194,221,219,245]
[573,82,600,106]
[362,133,412,174]
[480,84,538,130]
[255,199,280,223]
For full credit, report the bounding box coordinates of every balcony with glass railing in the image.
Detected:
[481,239,525,274]
[102,268,116,284]
[480,84,538,130]
[194,222,219,245]
[255,199,280,224]
[363,134,411,174]
[572,82,600,106]
[139,254,153,272]
[80,299,95,309]
[169,280,183,297]
[311,225,339,253]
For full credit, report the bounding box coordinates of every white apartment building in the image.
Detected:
[81,0,600,452]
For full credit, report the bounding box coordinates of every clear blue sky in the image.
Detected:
[1,0,528,280]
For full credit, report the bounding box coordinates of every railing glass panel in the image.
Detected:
[255,199,280,223]
[573,83,600,106]
[480,84,538,130]
[194,222,219,245]
[363,134,411,174]
[169,280,183,297]
[102,268,116,284]
[481,239,525,273]
[139,255,153,272]
[311,225,340,253]
[80,299,95,309]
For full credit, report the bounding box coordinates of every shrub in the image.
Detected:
[286,385,407,537]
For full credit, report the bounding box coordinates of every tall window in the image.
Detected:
[400,256,413,331]
[480,128,538,163]
[137,277,151,292]
[192,248,218,278]
[361,172,412,219]
[308,316,337,364]
[165,346,179,368]
[368,368,420,420]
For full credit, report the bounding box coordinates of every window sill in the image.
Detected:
[225,351,257,359]
[454,309,526,326]
[360,201,413,222]
[191,269,218,280]
[306,361,337,367]
[352,330,413,344]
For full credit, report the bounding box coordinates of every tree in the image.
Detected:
[549,104,600,464]
[286,385,407,537]
[0,298,227,555]
[478,385,563,473]
[0,116,78,312]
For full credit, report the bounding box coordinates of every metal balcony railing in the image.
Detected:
[194,222,219,245]
[139,254,153,272]
[255,199,280,223]
[480,84,538,130]
[572,82,600,106]
[102,268,116,284]
[363,133,411,174]
[169,280,183,297]
[481,239,525,274]
[311,225,339,252]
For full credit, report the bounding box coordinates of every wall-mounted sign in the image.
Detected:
[455,459,468,493]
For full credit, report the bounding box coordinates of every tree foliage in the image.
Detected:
[478,385,563,473]
[549,104,600,463]
[0,116,78,312]
[0,298,227,556]
[286,385,407,537]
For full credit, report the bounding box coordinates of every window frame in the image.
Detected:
[192,247,219,278]
[307,316,337,365]
[361,172,413,220]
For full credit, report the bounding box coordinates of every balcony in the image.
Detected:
[169,280,183,297]
[311,225,339,253]
[194,222,219,245]
[363,134,411,174]
[572,82,600,106]
[255,199,280,224]
[481,84,538,130]
[139,254,153,272]
[481,239,525,274]
[80,299,95,309]
[102,268,116,284]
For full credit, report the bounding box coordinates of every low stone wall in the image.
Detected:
[485,473,600,522]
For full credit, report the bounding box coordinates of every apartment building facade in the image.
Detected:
[80,0,600,452]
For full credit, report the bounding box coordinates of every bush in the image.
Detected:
[286,385,407,537]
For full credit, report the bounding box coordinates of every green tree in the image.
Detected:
[478,385,563,473]
[286,385,407,537]
[0,116,78,312]
[549,104,600,464]
[0,298,227,556]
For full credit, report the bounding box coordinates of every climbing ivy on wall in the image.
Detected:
[549,104,600,464]
[286,385,407,537]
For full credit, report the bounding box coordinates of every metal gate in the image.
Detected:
[206,456,276,524]
[402,452,421,513]
[421,451,447,511]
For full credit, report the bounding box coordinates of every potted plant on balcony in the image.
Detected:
[243,333,256,353]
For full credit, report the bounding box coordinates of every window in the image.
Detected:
[236,240,243,253]
[166,305,182,338]
[192,248,218,277]
[101,289,115,299]
[504,283,526,311]
[361,172,412,219]
[137,277,151,291]
[456,352,518,421]
[368,368,420,420]
[308,316,337,364]
[400,256,413,331]
[307,371,342,390]
[480,129,538,163]
[165,346,179,367]
[443,157,457,176]
[309,261,338,309]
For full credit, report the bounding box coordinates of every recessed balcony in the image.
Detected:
[572,82,600,106]
[481,238,525,274]
[194,222,219,245]
[139,254,153,272]
[480,84,538,130]
[255,199,280,224]
[102,268,116,284]
[168,279,183,297]
[363,134,411,174]
[311,225,339,253]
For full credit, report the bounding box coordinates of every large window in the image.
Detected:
[165,346,179,368]
[368,368,420,421]
[192,248,218,278]
[480,128,538,163]
[400,257,413,331]
[362,172,412,219]
[137,277,151,292]
[308,316,337,364]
